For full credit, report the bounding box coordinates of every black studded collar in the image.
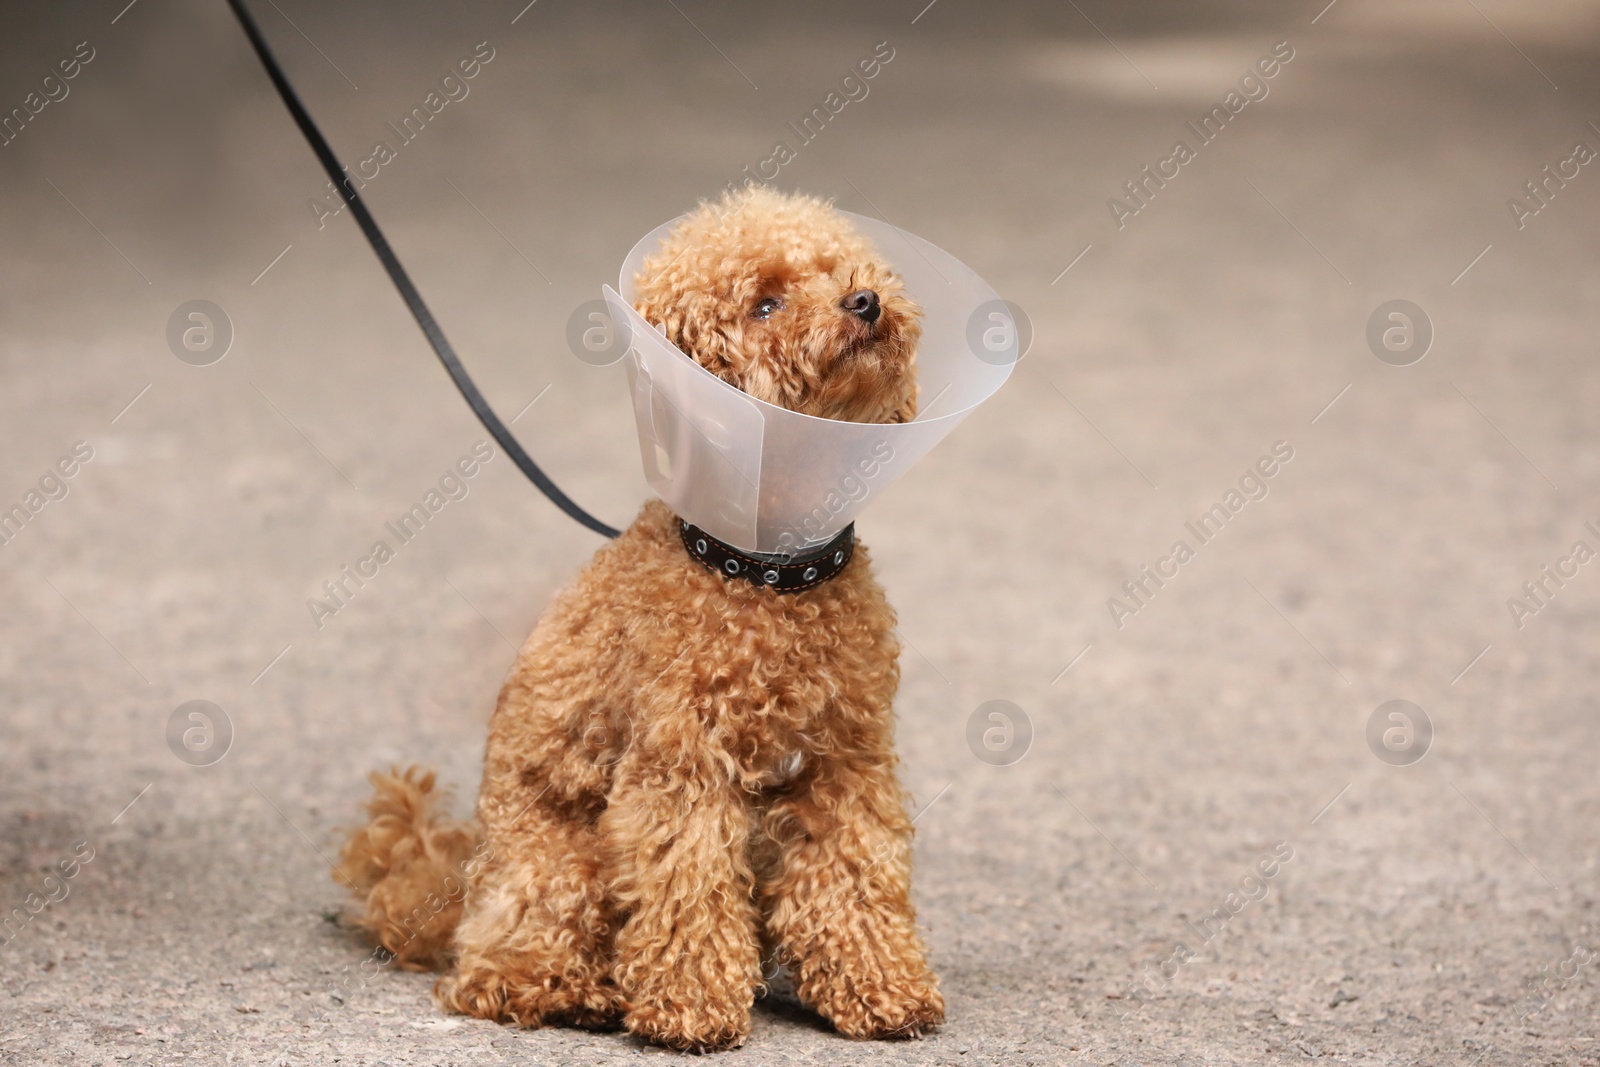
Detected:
[678,518,854,594]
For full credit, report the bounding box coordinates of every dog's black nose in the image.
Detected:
[841,289,881,325]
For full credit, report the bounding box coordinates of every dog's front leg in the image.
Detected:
[602,744,761,1052]
[760,750,944,1039]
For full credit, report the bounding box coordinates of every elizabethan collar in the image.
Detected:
[603,210,1015,557]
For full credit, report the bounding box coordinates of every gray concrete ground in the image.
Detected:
[2,1,1599,1064]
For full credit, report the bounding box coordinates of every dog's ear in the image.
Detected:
[889,390,919,424]
[634,294,736,380]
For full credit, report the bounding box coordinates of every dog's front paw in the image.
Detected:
[624,999,750,1052]
[436,962,622,1030]
[800,964,944,1040]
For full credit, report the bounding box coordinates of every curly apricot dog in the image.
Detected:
[336,187,943,1051]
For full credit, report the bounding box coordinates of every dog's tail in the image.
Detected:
[334,767,480,971]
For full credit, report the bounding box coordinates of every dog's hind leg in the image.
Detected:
[435,789,622,1029]
[435,664,625,1031]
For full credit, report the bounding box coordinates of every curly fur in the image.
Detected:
[338,187,943,1051]
[335,768,478,971]
[634,186,922,424]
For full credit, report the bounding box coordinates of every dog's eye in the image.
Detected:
[751,296,785,320]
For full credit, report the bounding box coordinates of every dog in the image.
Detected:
[335,186,944,1052]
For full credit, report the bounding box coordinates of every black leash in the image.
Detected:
[224,0,620,539]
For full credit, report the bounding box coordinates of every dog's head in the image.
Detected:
[632,187,921,424]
